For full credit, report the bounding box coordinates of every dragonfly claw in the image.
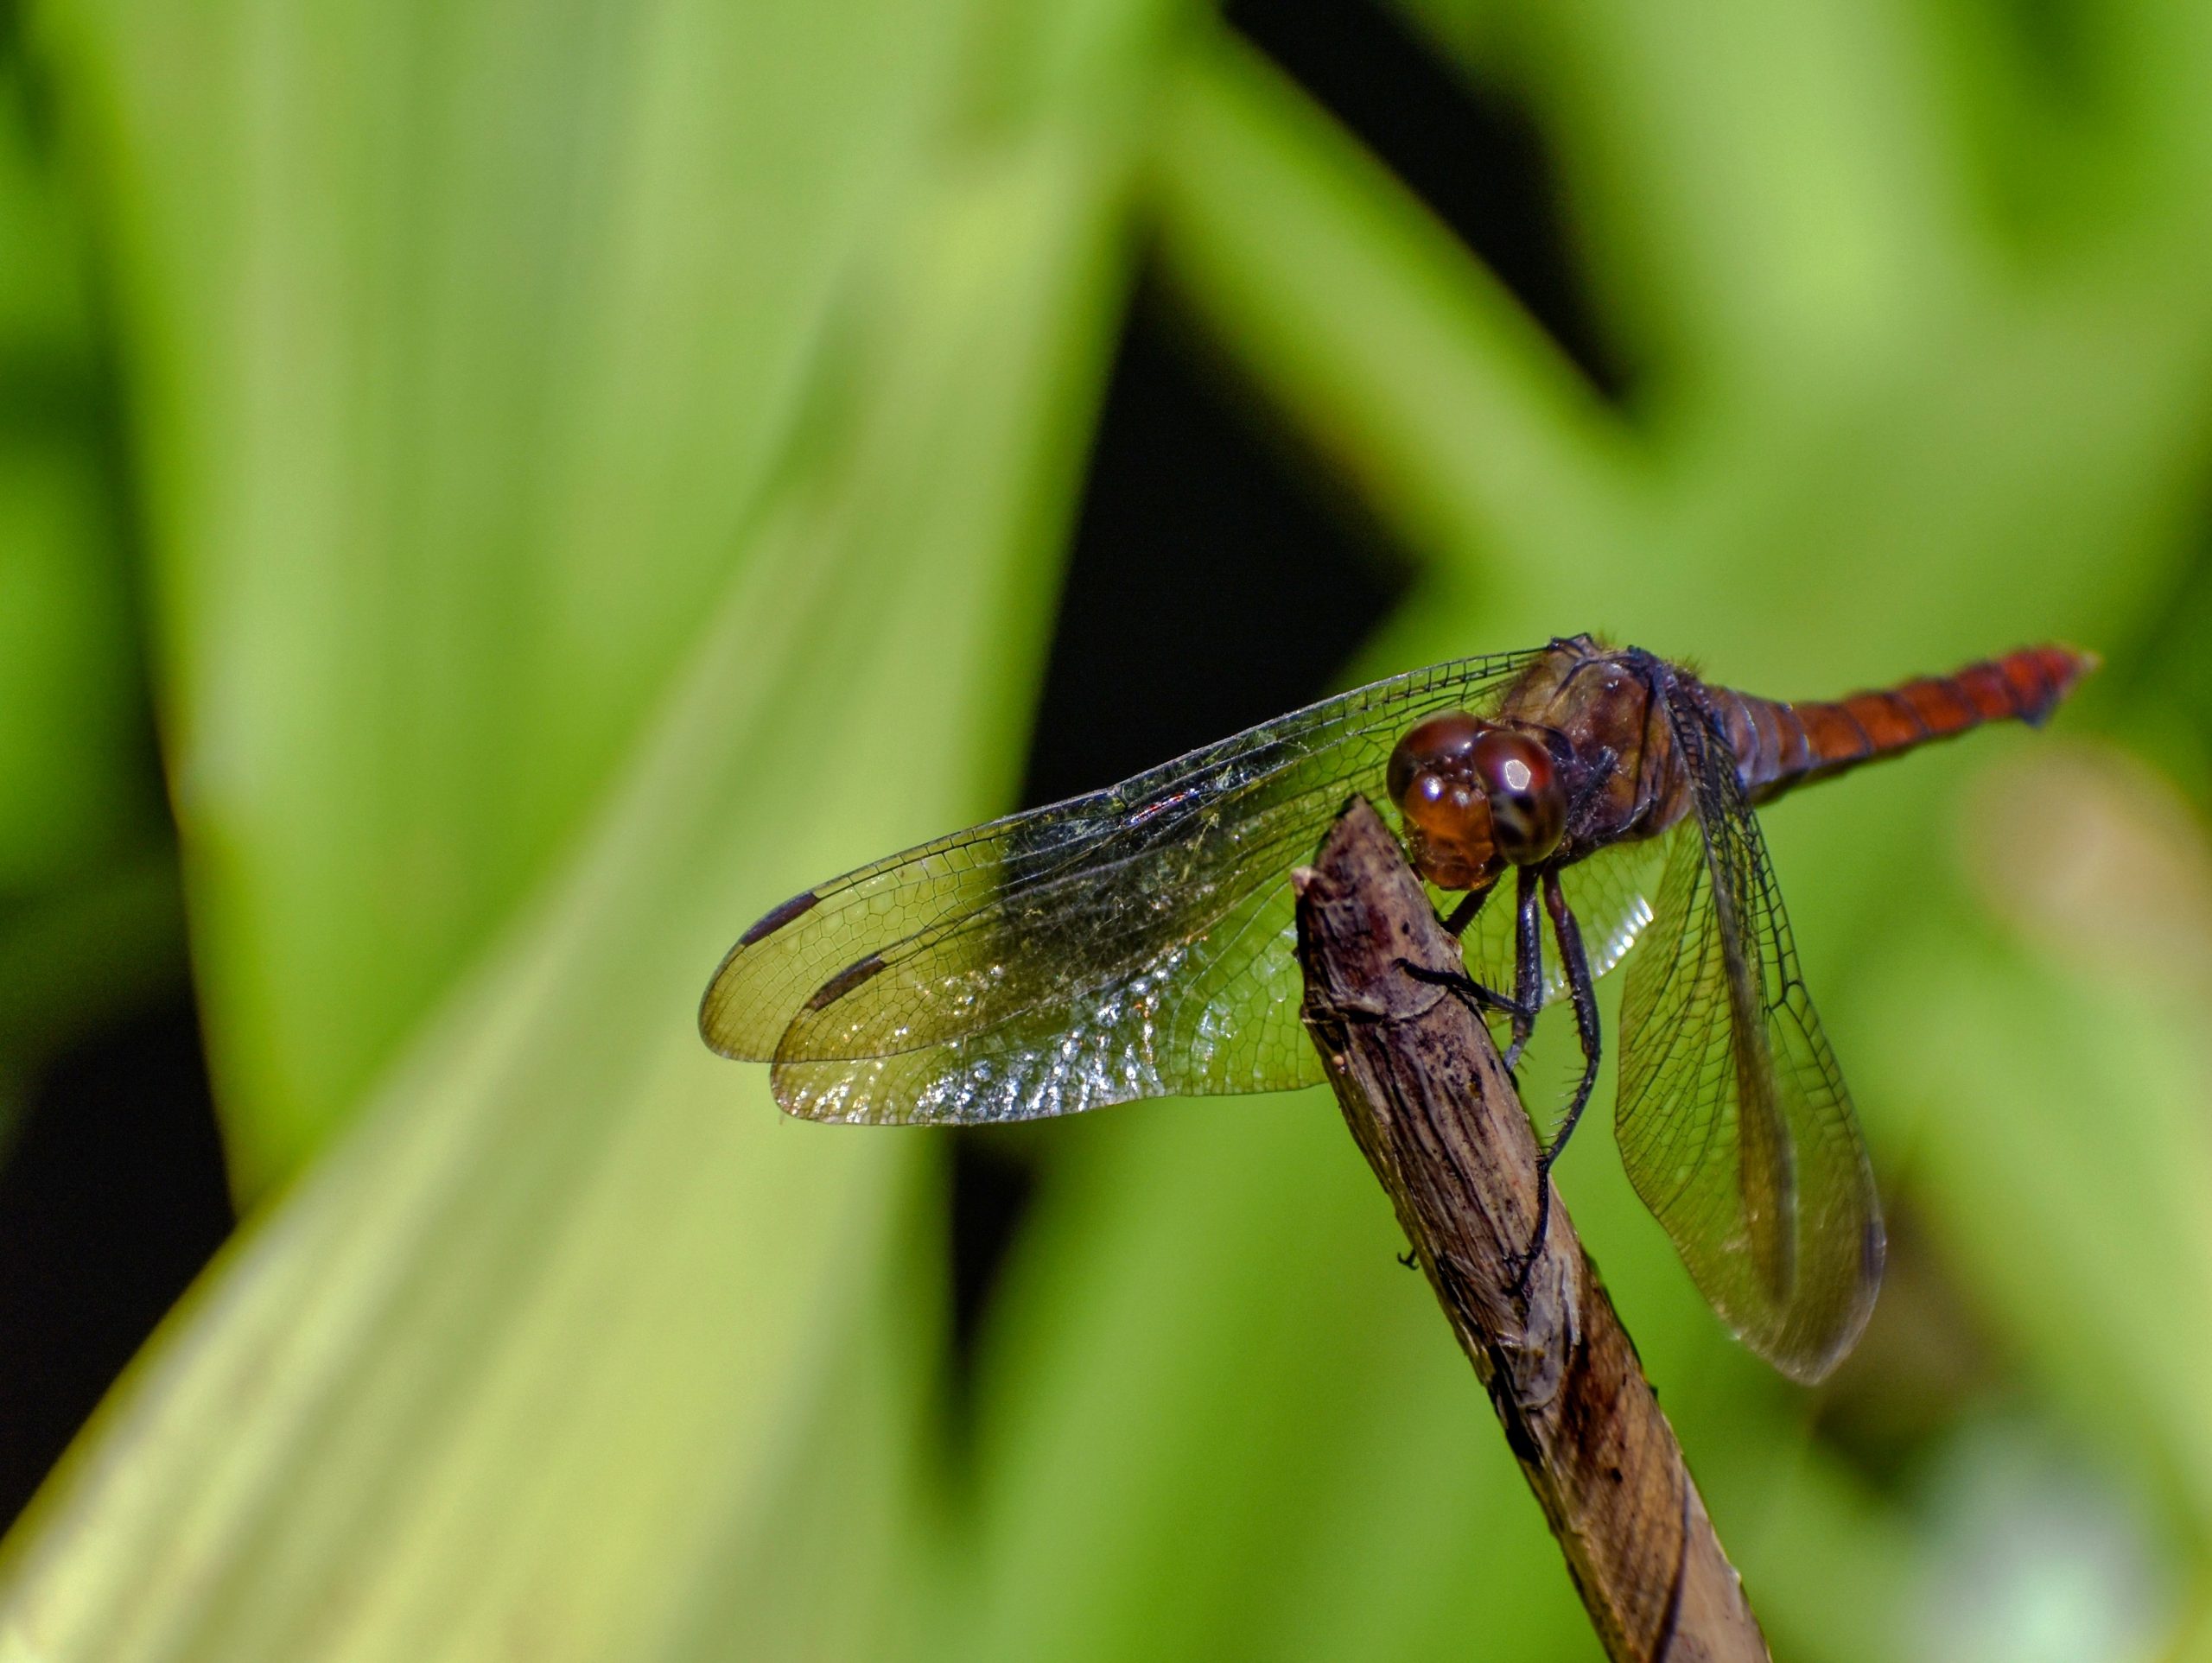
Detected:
[1394,958,1526,1023]
[1509,1171,1558,1301]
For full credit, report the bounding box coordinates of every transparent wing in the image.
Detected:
[1453,838,1667,1011]
[701,651,1542,1125]
[1612,690,1885,1382]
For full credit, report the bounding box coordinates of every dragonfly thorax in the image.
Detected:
[1387,713,1567,889]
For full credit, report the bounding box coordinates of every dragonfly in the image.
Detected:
[701,635,2093,1381]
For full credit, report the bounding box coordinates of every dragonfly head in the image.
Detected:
[1388,714,1567,886]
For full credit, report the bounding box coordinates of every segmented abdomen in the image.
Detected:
[1707,644,2095,803]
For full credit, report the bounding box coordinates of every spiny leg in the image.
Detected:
[1440,888,1486,937]
[1411,869,1545,1072]
[1400,879,1534,1028]
[1395,958,1525,1024]
[1501,866,1544,1073]
[1538,867,1603,1165]
[1397,875,1539,1035]
[1516,866,1604,1292]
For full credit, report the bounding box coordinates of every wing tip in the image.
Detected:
[698,888,831,1061]
[1762,1208,1888,1385]
[696,977,747,1059]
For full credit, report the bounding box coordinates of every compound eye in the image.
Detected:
[1386,712,1484,806]
[1471,730,1565,863]
[1385,713,1502,890]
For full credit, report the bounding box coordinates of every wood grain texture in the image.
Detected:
[1294,797,1769,1663]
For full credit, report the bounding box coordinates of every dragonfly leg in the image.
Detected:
[1513,867,1604,1293]
[1395,959,1524,1023]
[1537,867,1602,1168]
[1500,867,1544,1073]
[1402,879,1538,1034]
[1440,888,1488,936]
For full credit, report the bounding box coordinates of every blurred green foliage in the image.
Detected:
[1,0,2209,1659]
[0,40,181,1141]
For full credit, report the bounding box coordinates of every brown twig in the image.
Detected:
[1294,797,1769,1663]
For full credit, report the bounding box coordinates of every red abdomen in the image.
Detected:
[1707,644,2095,803]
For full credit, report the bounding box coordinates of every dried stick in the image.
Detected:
[1294,797,1769,1663]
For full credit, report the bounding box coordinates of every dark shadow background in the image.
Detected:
[0,0,1611,1524]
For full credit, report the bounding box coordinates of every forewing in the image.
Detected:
[701,651,1541,1124]
[1612,692,1884,1382]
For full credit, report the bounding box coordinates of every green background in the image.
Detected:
[1,0,2209,1657]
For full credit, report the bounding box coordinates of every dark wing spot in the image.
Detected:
[805,953,889,1012]
[740,888,820,946]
